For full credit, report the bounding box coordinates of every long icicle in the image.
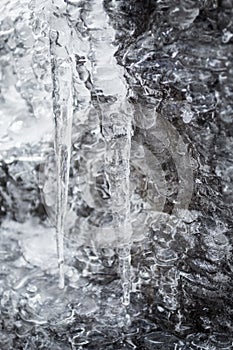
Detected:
[82,0,133,305]
[49,0,73,289]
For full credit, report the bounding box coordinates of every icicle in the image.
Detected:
[33,0,132,300]
[102,102,133,306]
[49,0,74,289]
[82,0,133,305]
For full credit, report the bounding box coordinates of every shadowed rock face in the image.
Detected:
[105,0,233,337]
[103,0,233,339]
[0,0,233,349]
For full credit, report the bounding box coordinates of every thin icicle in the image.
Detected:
[49,1,74,289]
[102,102,133,306]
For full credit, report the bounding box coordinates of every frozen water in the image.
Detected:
[0,0,233,349]
[49,0,74,289]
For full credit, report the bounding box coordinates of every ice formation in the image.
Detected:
[0,0,233,349]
